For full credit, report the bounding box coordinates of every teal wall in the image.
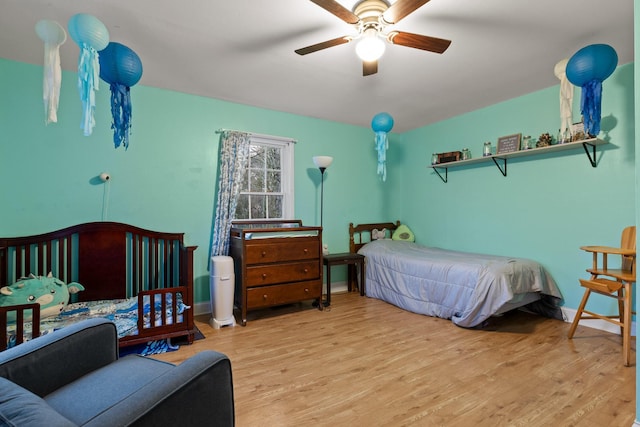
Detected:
[0,58,394,303]
[0,57,635,315]
[401,63,635,314]
[1,20,639,419]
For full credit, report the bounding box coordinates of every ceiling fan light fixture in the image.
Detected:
[355,28,386,61]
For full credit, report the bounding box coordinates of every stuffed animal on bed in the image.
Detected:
[371,228,388,240]
[0,273,84,320]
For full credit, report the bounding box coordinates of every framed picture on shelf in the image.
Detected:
[497,133,521,154]
[571,121,586,141]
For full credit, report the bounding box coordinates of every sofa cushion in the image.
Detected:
[45,355,174,426]
[0,377,75,427]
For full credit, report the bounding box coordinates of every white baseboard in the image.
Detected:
[194,301,210,317]
[195,281,351,317]
[561,307,636,337]
[199,286,636,337]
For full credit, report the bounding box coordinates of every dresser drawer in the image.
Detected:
[247,281,322,308]
[245,240,319,264]
[246,261,319,286]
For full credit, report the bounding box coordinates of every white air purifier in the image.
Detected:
[209,255,236,329]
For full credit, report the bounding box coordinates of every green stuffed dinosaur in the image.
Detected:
[0,273,84,320]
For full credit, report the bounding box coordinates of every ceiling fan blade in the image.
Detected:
[382,0,431,24]
[295,36,352,55]
[388,31,451,54]
[363,60,378,76]
[309,0,360,25]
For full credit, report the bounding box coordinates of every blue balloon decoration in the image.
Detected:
[371,112,394,181]
[68,13,110,136]
[566,44,618,136]
[99,42,143,150]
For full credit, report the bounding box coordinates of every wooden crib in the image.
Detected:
[0,222,197,350]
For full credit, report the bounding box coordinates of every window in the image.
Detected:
[234,134,294,220]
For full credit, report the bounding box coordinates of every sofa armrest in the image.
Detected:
[86,351,234,427]
[0,318,118,397]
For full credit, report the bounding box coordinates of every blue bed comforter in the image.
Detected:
[358,240,562,327]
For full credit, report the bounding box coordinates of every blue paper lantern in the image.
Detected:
[68,14,109,50]
[371,112,394,133]
[371,112,394,181]
[566,44,617,86]
[67,13,110,136]
[99,42,143,87]
[566,44,618,136]
[99,42,143,150]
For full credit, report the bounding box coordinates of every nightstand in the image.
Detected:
[322,252,365,306]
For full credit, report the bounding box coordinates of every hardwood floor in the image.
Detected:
[152,292,636,426]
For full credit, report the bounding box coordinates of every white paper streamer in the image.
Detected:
[554,58,573,132]
[35,20,67,124]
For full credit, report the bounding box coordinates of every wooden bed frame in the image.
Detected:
[349,221,400,253]
[0,222,197,350]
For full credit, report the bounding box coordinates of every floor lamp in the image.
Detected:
[312,156,333,228]
[313,155,333,308]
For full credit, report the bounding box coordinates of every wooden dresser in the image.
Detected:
[229,220,323,326]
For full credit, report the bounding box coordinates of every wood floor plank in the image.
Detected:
[152,292,635,426]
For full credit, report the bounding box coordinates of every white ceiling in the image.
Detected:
[0,0,634,133]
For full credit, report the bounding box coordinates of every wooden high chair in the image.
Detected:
[568,226,636,366]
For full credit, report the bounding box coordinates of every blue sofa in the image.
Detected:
[0,318,234,426]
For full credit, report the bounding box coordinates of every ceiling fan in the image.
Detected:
[295,0,451,76]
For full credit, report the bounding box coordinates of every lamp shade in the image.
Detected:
[313,156,334,169]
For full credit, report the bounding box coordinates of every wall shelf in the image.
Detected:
[427,138,607,183]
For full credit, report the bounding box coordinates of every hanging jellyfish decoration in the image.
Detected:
[565,44,618,137]
[371,112,394,181]
[99,42,143,150]
[35,20,67,125]
[553,58,573,134]
[67,13,109,136]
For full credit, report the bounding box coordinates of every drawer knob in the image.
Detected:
[304,268,308,273]
[261,251,267,257]
[262,273,267,279]
[304,288,309,293]
[303,248,308,254]
[263,294,268,299]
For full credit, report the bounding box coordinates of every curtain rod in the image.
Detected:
[215,128,297,143]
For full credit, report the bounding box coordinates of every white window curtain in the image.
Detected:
[211,130,251,256]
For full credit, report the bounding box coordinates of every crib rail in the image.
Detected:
[0,303,40,351]
[120,287,192,347]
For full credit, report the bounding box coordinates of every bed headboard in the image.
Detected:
[349,221,401,253]
[0,222,197,302]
